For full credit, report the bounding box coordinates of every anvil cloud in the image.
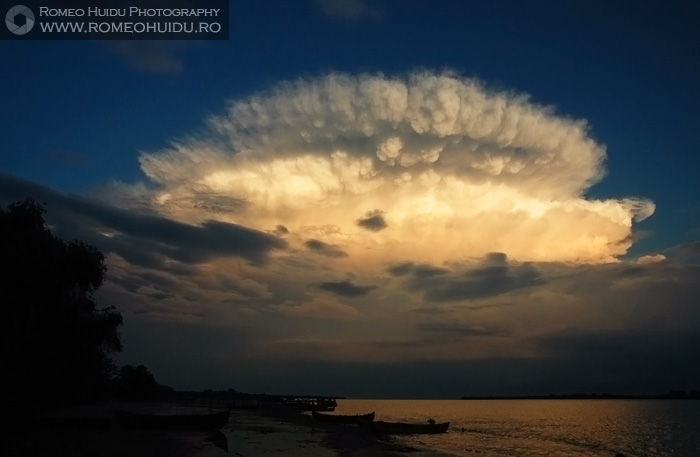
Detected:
[133,72,654,265]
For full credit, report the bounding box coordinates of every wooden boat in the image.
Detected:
[312,410,375,424]
[359,419,450,434]
[114,408,229,430]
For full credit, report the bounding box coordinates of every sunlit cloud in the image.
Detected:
[637,254,666,265]
[128,71,653,265]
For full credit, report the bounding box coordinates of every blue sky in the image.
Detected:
[1,0,699,397]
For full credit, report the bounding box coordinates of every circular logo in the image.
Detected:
[6,5,35,35]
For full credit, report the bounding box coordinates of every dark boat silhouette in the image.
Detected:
[312,410,375,423]
[359,419,450,434]
[114,408,229,430]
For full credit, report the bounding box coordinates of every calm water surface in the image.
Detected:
[334,399,700,457]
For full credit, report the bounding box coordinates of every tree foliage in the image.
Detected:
[113,364,174,401]
[0,198,122,408]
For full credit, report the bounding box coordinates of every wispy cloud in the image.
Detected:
[305,239,349,257]
[108,41,187,75]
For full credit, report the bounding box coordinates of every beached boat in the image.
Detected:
[359,419,450,434]
[114,408,229,430]
[312,410,375,424]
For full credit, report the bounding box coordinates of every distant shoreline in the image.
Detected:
[460,390,700,400]
[170,390,700,402]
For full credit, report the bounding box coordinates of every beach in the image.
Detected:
[5,399,690,457]
[224,405,423,457]
[1,403,422,457]
[2,422,217,457]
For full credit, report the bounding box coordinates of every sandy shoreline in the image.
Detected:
[1,403,423,457]
[225,405,419,457]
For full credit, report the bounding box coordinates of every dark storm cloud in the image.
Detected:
[426,267,541,302]
[108,269,192,302]
[356,209,388,232]
[0,175,286,266]
[398,254,543,302]
[666,240,700,264]
[416,322,504,338]
[255,327,700,398]
[614,265,649,278]
[387,262,450,278]
[532,329,700,392]
[414,264,450,278]
[107,274,144,295]
[539,329,700,365]
[304,239,349,258]
[74,207,285,266]
[387,262,415,276]
[274,225,289,235]
[682,241,700,254]
[315,279,376,297]
[537,330,674,357]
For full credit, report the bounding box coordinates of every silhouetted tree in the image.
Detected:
[0,198,122,411]
[113,365,174,400]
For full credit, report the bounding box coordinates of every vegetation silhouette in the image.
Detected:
[113,364,175,401]
[0,198,123,414]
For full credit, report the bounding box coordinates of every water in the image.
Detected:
[332,399,700,457]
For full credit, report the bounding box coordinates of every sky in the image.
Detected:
[1,0,699,398]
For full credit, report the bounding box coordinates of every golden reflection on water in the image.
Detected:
[334,399,700,457]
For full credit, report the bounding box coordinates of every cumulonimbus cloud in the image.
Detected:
[128,71,654,264]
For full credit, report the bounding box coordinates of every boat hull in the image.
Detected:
[312,411,375,424]
[359,420,449,434]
